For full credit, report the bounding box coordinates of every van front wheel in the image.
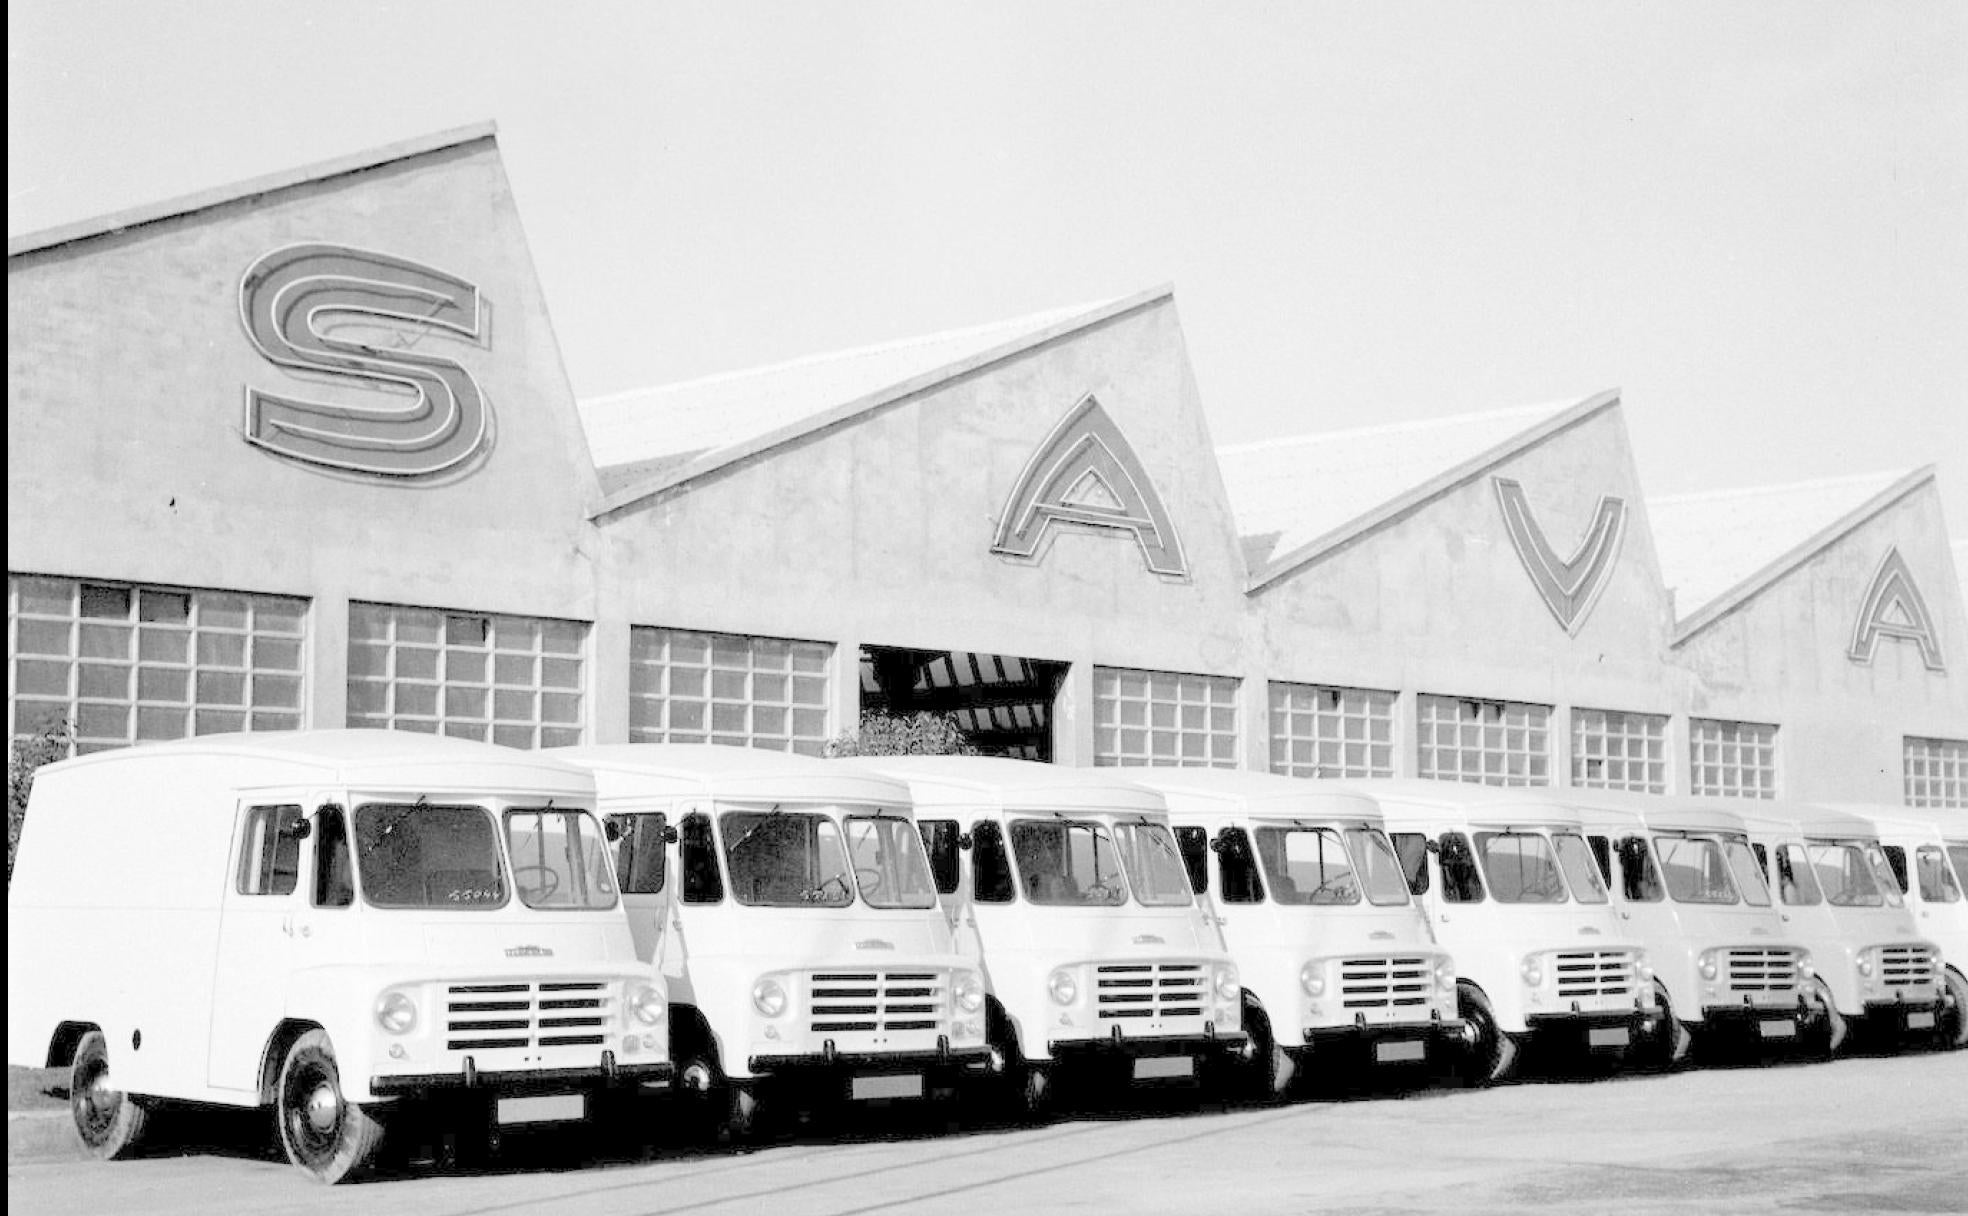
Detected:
[1937,970,1968,1051]
[1809,979,1849,1058]
[276,1030,384,1183]
[1457,985,1521,1085]
[70,1030,149,1159]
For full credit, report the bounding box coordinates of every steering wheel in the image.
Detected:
[1081,881,1121,903]
[1305,879,1355,904]
[513,864,561,902]
[806,874,852,903]
[854,866,884,896]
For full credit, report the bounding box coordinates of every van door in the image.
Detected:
[605,802,676,967]
[207,799,310,1094]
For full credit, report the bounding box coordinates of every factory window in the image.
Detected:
[1269,682,1395,778]
[1904,736,1966,809]
[347,602,586,748]
[1571,708,1667,793]
[1416,694,1551,787]
[630,627,832,755]
[9,573,306,754]
[1092,666,1239,768]
[1687,718,1778,799]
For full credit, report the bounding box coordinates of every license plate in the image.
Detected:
[1133,1056,1194,1080]
[1588,1027,1630,1049]
[496,1093,585,1124]
[1758,1019,1797,1039]
[1374,1040,1427,1063]
[1908,1011,1936,1030]
[851,1073,924,1101]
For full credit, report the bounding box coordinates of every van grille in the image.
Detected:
[1724,947,1803,996]
[445,980,611,1051]
[1095,962,1207,1021]
[1553,950,1638,1000]
[1338,956,1432,1010]
[807,972,946,1034]
[1880,944,1937,989]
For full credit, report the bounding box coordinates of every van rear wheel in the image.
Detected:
[70,1030,149,1159]
[276,1029,384,1183]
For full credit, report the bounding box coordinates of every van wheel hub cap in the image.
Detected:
[305,1084,340,1133]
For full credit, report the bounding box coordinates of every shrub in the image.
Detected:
[826,711,978,758]
[9,720,72,883]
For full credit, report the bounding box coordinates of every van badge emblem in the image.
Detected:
[1133,934,1165,945]
[855,939,895,951]
[1369,931,1395,941]
[1577,927,1601,936]
[505,945,554,958]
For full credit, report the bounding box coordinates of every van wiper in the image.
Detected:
[730,806,785,851]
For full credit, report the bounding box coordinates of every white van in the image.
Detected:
[1831,806,1967,1050]
[1120,768,1463,1095]
[861,757,1245,1111]
[1562,792,1819,1063]
[1736,805,1945,1053]
[1326,780,1658,1083]
[6,731,669,1183]
[552,745,990,1134]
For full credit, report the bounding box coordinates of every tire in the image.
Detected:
[1646,983,1694,1071]
[1810,978,1849,1058]
[1456,984,1521,1085]
[70,1030,149,1159]
[1938,969,1968,1051]
[275,1029,385,1183]
[723,1079,764,1143]
[1241,1009,1296,1101]
[1016,1063,1053,1119]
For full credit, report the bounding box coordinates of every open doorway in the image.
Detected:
[859,646,1068,762]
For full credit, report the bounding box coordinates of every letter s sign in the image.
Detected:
[239,243,491,478]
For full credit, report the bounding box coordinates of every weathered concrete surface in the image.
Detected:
[10,1052,1966,1215]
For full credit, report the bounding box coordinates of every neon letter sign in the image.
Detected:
[991,395,1187,577]
[1494,477,1628,635]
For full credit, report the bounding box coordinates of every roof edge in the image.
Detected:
[588,283,1176,521]
[1243,388,1623,595]
[1669,465,1936,646]
[8,121,500,260]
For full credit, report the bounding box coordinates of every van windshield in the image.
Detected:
[1807,843,1893,908]
[721,807,854,907]
[505,808,618,910]
[1343,828,1414,906]
[1949,846,1968,895]
[1553,833,1607,904]
[1655,836,1739,905]
[1010,819,1126,906]
[1111,821,1194,907]
[1723,839,1772,906]
[843,814,939,909]
[1474,831,1569,904]
[354,803,506,909]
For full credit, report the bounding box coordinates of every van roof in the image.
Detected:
[1812,803,1953,840]
[1535,789,1754,836]
[42,729,593,793]
[1308,778,1587,829]
[553,743,911,806]
[1113,766,1382,822]
[1729,801,1883,841]
[851,756,1166,815]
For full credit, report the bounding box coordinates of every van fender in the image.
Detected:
[45,1021,97,1070]
[667,1004,726,1083]
[985,996,1029,1065]
[257,1020,323,1106]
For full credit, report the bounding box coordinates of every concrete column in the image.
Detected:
[589,615,631,744]
[1055,659,1096,767]
[310,592,349,729]
[1551,701,1572,788]
[1394,689,1420,778]
[1668,714,1693,796]
[1240,667,1270,772]
[831,636,863,749]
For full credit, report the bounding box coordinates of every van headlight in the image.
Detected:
[629,982,667,1027]
[1433,958,1455,992]
[953,970,986,1014]
[1521,955,1544,988]
[1698,952,1720,982]
[1213,964,1240,1003]
[752,977,789,1018]
[1856,954,1875,979]
[375,990,417,1035]
[1048,968,1079,1006]
[1797,953,1815,980]
[1300,962,1327,997]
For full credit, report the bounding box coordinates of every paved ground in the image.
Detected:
[9,1052,1967,1216]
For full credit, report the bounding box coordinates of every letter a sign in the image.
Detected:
[991,395,1187,576]
[1494,478,1628,635]
[1848,547,1944,671]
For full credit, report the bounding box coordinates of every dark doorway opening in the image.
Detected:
[859,646,1068,762]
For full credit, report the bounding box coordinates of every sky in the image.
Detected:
[9,1,1966,533]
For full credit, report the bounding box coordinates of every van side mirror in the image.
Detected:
[278,817,312,841]
[604,819,624,843]
[662,824,680,845]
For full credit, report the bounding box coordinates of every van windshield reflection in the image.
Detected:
[354,803,506,909]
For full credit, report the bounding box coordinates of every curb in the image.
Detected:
[8,1110,87,1166]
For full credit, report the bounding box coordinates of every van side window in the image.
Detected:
[1881,845,1910,895]
[313,806,354,908]
[1390,832,1430,895]
[1916,846,1962,903]
[1438,832,1484,903]
[971,821,1014,903]
[679,813,722,904]
[917,819,962,895]
[1587,835,1613,887]
[1216,828,1264,904]
[1617,837,1665,903]
[237,804,304,896]
[1751,842,1769,878]
[1774,844,1822,906]
[1174,826,1208,895]
[610,813,668,895]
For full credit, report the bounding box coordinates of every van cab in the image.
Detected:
[552,745,990,1134]
[1830,806,1967,1050]
[6,731,669,1183]
[863,757,1246,1111]
[1119,767,1463,1095]
[1735,804,1945,1052]
[1560,792,1818,1062]
[1325,780,1658,1083]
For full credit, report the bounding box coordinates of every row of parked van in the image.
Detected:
[8,731,1962,1183]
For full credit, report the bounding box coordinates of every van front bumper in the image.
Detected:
[1696,996,1816,1045]
[369,1059,672,1097]
[1524,1009,1657,1055]
[1860,995,1944,1038]
[746,1044,993,1076]
[1300,1016,1468,1066]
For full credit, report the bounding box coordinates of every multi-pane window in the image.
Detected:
[9,574,306,754]
[1416,694,1551,787]
[1092,666,1239,768]
[347,602,585,748]
[1571,708,1667,793]
[1904,736,1966,808]
[629,627,831,755]
[1688,718,1778,799]
[1269,682,1395,778]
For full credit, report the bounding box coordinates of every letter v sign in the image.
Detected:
[1493,478,1629,635]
